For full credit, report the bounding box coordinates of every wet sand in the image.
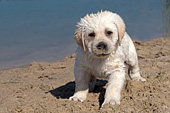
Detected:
[0,38,170,112]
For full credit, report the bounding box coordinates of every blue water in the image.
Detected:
[0,0,169,70]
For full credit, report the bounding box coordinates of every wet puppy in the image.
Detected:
[69,11,146,107]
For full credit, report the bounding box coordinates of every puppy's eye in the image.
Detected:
[106,31,113,35]
[88,32,95,37]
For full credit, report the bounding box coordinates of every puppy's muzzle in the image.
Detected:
[96,42,108,50]
[92,42,111,57]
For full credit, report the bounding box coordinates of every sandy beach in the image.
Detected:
[0,38,170,112]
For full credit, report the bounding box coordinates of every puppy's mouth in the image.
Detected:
[97,53,110,57]
[93,52,111,57]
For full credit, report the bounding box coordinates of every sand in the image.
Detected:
[0,38,170,113]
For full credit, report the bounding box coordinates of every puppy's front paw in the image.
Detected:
[101,98,120,108]
[69,95,86,102]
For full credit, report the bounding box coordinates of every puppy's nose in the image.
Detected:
[96,42,107,50]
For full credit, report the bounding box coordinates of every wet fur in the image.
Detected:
[69,11,146,107]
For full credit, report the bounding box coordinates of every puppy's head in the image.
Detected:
[75,11,126,58]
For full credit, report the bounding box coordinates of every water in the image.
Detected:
[0,0,169,70]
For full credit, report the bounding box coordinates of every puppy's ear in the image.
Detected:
[74,28,86,51]
[113,14,126,45]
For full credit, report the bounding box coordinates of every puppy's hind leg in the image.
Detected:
[128,64,146,81]
[126,42,146,81]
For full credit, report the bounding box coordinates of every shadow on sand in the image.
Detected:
[48,81,75,99]
[48,79,107,106]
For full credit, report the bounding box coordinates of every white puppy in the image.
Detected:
[69,11,146,107]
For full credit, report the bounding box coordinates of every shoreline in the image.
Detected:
[0,37,167,71]
[0,43,77,71]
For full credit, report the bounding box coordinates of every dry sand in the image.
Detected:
[0,38,170,113]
